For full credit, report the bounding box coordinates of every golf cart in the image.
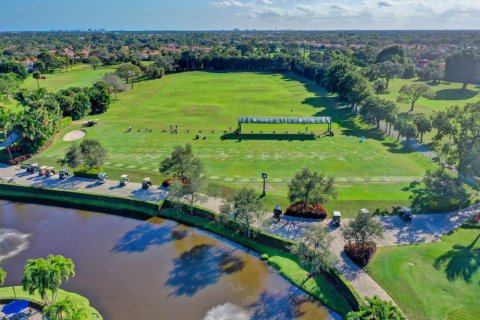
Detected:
[59,169,70,180]
[119,175,129,186]
[26,163,39,174]
[83,120,97,127]
[46,167,56,177]
[97,172,107,184]
[273,205,282,221]
[0,177,15,184]
[399,207,413,221]
[142,178,152,190]
[331,211,342,227]
[359,208,370,215]
[38,166,48,177]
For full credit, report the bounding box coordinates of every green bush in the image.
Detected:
[73,167,104,179]
[261,253,269,261]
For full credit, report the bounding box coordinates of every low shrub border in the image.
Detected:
[285,201,328,219]
[0,183,363,315]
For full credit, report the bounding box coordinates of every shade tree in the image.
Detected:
[397,83,435,112]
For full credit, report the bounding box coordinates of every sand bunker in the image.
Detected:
[63,130,86,141]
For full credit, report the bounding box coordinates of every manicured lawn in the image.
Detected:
[366,224,480,320]
[24,64,117,91]
[0,286,102,319]
[382,78,480,116]
[29,70,430,215]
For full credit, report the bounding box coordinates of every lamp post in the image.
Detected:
[261,172,268,197]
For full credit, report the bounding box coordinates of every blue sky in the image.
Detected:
[1,0,480,31]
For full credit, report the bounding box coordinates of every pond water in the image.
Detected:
[0,201,340,320]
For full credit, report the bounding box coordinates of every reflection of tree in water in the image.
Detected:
[434,233,480,283]
[112,223,173,253]
[249,289,310,320]
[171,229,188,240]
[166,244,245,297]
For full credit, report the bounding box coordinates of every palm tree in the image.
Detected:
[0,267,6,286]
[32,71,42,89]
[22,255,75,305]
[43,298,75,320]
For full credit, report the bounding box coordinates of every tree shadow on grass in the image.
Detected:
[111,223,174,253]
[434,233,480,283]
[166,244,245,297]
[435,89,479,101]
[282,74,388,142]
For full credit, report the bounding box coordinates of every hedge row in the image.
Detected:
[0,183,160,218]
[73,167,104,179]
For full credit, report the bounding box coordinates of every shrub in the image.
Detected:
[73,167,103,179]
[260,253,269,261]
[344,242,377,268]
[8,154,32,165]
[162,177,175,187]
[285,201,328,219]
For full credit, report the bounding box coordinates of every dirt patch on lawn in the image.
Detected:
[63,130,86,142]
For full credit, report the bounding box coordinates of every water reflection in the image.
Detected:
[112,223,174,253]
[0,201,340,320]
[166,244,245,297]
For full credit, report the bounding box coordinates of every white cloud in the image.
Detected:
[210,0,480,29]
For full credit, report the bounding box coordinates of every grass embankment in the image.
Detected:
[366,223,480,320]
[0,287,102,320]
[28,70,430,216]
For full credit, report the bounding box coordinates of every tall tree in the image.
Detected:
[341,210,384,250]
[88,56,102,70]
[0,73,21,107]
[445,49,480,90]
[32,71,42,89]
[397,83,435,112]
[220,187,264,239]
[115,63,142,89]
[288,168,337,212]
[102,73,128,98]
[160,144,203,181]
[413,115,432,143]
[22,255,75,305]
[346,296,405,320]
[360,96,398,129]
[59,143,83,168]
[79,139,107,168]
[431,102,480,177]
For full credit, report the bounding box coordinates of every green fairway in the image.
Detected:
[24,64,117,91]
[382,78,480,116]
[366,224,480,320]
[30,70,429,215]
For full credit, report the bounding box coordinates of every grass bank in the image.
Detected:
[0,287,102,320]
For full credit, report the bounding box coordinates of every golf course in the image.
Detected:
[22,68,434,215]
[366,222,480,320]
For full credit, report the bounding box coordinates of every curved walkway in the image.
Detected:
[1,164,479,304]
